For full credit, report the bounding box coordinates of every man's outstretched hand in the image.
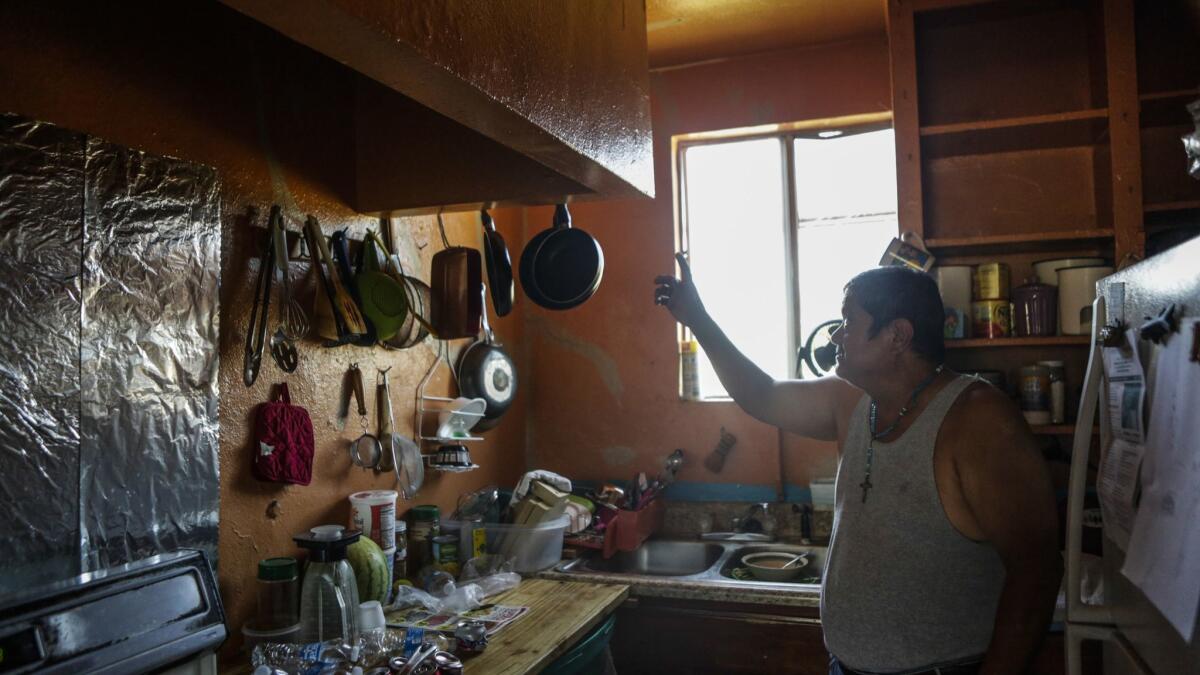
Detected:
[654,252,706,329]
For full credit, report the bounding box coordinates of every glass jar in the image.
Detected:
[393,520,408,581]
[255,557,299,631]
[409,505,440,575]
[1019,365,1052,425]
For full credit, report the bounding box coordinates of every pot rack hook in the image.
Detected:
[437,207,451,249]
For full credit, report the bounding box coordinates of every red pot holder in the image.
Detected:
[252,383,315,485]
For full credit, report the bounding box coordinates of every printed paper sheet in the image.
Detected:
[1098,329,1148,551]
[1122,319,1200,642]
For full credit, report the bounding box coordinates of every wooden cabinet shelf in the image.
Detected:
[947,336,1091,349]
[920,109,1110,158]
[1144,200,1200,214]
[1032,425,1099,436]
[925,229,1114,256]
[1139,88,1200,128]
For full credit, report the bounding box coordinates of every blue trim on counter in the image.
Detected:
[572,479,815,503]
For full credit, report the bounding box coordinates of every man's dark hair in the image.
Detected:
[844,266,946,364]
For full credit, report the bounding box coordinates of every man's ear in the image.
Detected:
[889,318,915,354]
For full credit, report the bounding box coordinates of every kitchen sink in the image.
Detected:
[554,539,826,587]
[569,540,725,576]
[717,543,826,583]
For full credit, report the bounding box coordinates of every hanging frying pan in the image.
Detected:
[456,286,517,429]
[480,208,514,317]
[519,203,603,310]
[430,212,483,339]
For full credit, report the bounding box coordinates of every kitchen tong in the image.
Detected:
[243,220,275,386]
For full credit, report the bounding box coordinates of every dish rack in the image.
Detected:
[566,498,665,559]
[414,341,481,473]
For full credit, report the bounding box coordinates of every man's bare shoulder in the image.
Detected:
[942,379,1036,459]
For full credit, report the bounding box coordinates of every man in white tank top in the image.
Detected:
[655,259,1060,675]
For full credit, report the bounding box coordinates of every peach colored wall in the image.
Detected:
[0,2,527,660]
[518,38,892,496]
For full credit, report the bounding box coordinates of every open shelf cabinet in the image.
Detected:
[888,0,1198,424]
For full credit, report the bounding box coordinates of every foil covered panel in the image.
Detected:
[80,138,222,571]
[0,113,221,593]
[0,115,85,590]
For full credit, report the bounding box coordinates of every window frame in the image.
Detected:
[672,112,895,395]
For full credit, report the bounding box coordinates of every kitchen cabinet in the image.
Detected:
[611,597,828,675]
[220,0,655,214]
[886,0,1199,433]
[610,595,1093,674]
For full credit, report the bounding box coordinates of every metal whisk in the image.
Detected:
[270,206,310,340]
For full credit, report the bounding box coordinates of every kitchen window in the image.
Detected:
[675,118,898,399]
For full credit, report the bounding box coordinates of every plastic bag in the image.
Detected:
[387,571,522,614]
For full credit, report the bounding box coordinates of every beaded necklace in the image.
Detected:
[860,365,944,504]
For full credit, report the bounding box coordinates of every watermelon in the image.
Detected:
[347,536,391,604]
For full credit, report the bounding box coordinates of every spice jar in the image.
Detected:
[255,557,299,631]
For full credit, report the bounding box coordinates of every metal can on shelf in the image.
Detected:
[1039,360,1067,424]
[972,300,1012,338]
[973,263,1011,300]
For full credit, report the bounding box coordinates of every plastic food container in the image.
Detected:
[349,490,398,550]
[441,515,569,573]
[241,622,301,652]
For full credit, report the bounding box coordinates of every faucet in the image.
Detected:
[732,502,769,533]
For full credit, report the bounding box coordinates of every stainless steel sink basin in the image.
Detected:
[569,540,725,576]
[554,539,826,588]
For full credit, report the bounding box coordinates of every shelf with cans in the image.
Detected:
[933,258,1111,436]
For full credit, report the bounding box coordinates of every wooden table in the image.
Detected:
[464,578,628,674]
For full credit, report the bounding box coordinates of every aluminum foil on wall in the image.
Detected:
[0,113,221,594]
[0,115,85,590]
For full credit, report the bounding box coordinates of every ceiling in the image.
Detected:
[645,0,886,68]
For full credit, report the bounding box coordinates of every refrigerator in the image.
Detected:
[1065,234,1200,674]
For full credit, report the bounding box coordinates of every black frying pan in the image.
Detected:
[457,286,517,429]
[519,204,603,310]
[480,208,514,317]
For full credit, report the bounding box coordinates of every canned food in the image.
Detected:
[973,263,1011,300]
[434,534,460,576]
[434,651,464,675]
[454,620,489,654]
[1020,365,1052,425]
[972,300,1012,338]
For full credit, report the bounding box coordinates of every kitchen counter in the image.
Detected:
[221,579,627,675]
[463,578,627,673]
[537,566,821,609]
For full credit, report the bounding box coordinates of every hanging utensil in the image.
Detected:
[430,211,482,339]
[348,364,382,469]
[271,206,310,341]
[456,285,517,431]
[243,219,275,386]
[305,216,368,340]
[267,209,299,373]
[356,232,409,343]
[393,433,424,499]
[376,367,396,473]
[332,230,377,346]
[519,203,603,310]
[480,208,514,317]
